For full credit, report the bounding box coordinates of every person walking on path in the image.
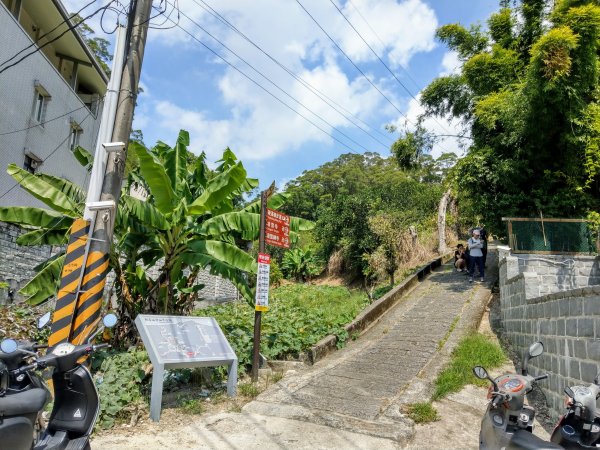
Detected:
[467,229,484,282]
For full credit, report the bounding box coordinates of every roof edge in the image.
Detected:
[51,0,110,85]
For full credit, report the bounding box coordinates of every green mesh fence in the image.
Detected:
[504,219,597,254]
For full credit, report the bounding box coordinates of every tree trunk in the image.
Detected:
[437,189,452,254]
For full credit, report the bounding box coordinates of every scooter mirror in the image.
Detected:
[37,312,51,329]
[0,339,18,354]
[564,386,575,399]
[528,342,544,358]
[473,366,488,380]
[102,313,118,328]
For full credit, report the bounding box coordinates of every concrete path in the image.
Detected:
[245,252,496,443]
[93,253,497,449]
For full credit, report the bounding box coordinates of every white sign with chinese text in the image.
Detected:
[255,253,270,311]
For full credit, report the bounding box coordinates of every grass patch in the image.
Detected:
[405,402,439,423]
[179,397,204,415]
[238,382,260,398]
[437,315,460,350]
[432,333,505,401]
[196,285,369,368]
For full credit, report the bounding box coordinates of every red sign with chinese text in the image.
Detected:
[266,208,290,248]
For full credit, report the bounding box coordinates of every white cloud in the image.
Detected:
[338,0,437,67]
[440,51,461,76]
[391,95,467,159]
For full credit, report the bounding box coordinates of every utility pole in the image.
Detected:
[66,0,154,344]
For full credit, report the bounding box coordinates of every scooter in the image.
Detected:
[551,377,600,448]
[0,313,117,450]
[473,341,564,449]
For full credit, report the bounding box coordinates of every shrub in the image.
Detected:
[92,348,149,429]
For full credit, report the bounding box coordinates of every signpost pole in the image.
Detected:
[252,189,268,382]
[252,182,275,382]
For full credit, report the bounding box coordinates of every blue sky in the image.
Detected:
[67,0,499,190]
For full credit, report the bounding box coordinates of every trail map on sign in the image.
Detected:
[137,316,236,363]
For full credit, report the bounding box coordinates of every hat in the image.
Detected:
[473,229,480,235]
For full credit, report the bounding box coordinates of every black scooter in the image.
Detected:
[473,341,563,449]
[0,313,117,450]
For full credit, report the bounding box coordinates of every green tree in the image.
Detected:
[421,0,600,233]
[70,13,112,75]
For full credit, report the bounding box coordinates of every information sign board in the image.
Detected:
[255,253,270,312]
[135,315,238,421]
[266,208,290,248]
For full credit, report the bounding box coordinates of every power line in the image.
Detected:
[294,0,458,153]
[294,0,410,123]
[168,19,364,154]
[0,1,117,75]
[193,0,394,147]
[0,111,93,203]
[0,0,98,69]
[346,0,422,94]
[0,106,87,136]
[170,2,380,153]
[327,0,455,136]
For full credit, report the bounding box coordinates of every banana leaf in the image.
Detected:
[165,130,189,195]
[199,212,260,240]
[185,239,258,274]
[199,211,314,239]
[121,195,169,230]
[132,142,176,214]
[72,145,93,170]
[188,162,247,215]
[242,192,289,213]
[7,164,79,216]
[186,253,254,304]
[0,206,65,228]
[36,173,86,205]
[20,254,66,305]
[17,227,71,246]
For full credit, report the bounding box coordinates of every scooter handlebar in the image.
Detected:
[534,374,549,382]
[12,362,38,375]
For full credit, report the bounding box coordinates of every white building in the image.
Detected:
[0,0,107,208]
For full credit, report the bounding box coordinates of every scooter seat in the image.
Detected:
[0,387,48,416]
[508,429,564,450]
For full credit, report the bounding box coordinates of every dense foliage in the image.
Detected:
[0,130,312,344]
[282,153,445,279]
[420,0,600,232]
[196,284,370,369]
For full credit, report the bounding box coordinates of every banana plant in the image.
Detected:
[0,130,313,321]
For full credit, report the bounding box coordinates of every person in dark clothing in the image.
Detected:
[475,226,488,266]
[454,244,467,272]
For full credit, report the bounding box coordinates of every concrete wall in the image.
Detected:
[0,2,103,208]
[499,248,600,418]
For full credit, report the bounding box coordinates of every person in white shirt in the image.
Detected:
[467,229,484,282]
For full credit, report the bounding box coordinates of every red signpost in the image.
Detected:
[266,208,290,249]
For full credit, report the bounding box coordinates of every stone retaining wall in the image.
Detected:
[0,222,62,304]
[0,222,239,305]
[499,247,600,418]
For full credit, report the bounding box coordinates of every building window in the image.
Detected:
[24,154,41,174]
[69,122,83,151]
[32,82,51,124]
